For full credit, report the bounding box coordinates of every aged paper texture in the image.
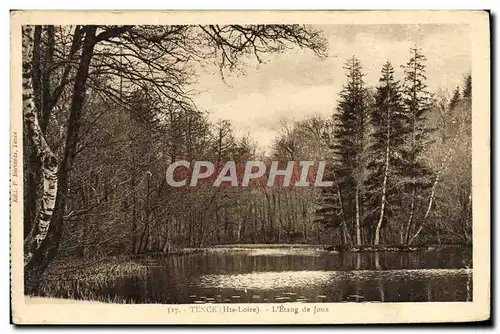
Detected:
[10,10,490,324]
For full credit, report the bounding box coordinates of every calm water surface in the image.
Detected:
[94,246,472,303]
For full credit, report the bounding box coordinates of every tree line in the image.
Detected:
[316,50,471,248]
[21,25,471,294]
[21,24,328,293]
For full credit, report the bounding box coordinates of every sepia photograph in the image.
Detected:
[10,10,490,324]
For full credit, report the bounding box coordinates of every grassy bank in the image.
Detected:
[36,258,150,303]
[25,296,104,304]
[127,247,208,259]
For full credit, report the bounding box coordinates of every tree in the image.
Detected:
[366,61,406,245]
[212,120,235,163]
[408,73,472,245]
[400,46,434,244]
[271,116,332,243]
[234,133,256,162]
[22,26,59,277]
[449,86,461,112]
[320,56,371,246]
[462,73,472,100]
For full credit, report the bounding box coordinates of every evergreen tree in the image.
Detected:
[462,73,472,100]
[366,61,406,245]
[449,86,462,112]
[314,169,350,245]
[400,46,434,244]
[317,56,370,246]
[313,120,349,246]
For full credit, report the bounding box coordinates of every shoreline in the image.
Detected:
[124,243,472,259]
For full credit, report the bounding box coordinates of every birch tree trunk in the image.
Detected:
[355,187,362,245]
[408,139,457,245]
[403,188,416,244]
[22,26,59,266]
[374,99,392,246]
[374,132,390,245]
[24,26,98,293]
[332,171,350,245]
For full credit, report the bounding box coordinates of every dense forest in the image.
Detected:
[22,25,471,294]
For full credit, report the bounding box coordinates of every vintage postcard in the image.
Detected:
[10,10,490,324]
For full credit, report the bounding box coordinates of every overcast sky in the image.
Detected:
[192,24,471,152]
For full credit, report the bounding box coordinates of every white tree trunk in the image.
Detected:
[374,137,390,245]
[404,188,416,244]
[332,171,350,245]
[408,136,458,245]
[355,187,362,245]
[22,26,59,265]
[375,102,391,246]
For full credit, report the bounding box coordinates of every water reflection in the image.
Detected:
[198,268,472,290]
[91,246,473,303]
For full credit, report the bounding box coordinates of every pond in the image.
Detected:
[94,246,472,303]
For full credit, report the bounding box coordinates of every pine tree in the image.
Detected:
[319,56,370,246]
[400,46,434,244]
[313,120,350,246]
[314,169,350,245]
[449,86,461,112]
[462,74,472,138]
[366,61,406,245]
[462,73,472,100]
